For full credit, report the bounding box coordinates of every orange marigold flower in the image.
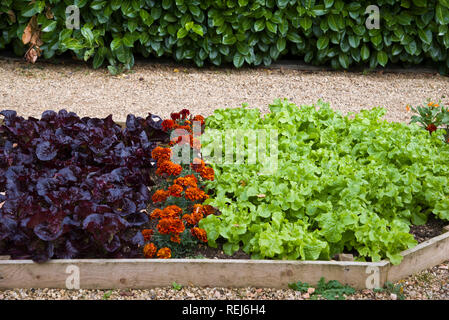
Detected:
[185,187,209,202]
[143,243,157,258]
[191,227,207,243]
[160,205,183,219]
[151,147,172,162]
[182,214,196,225]
[149,208,163,219]
[193,115,205,125]
[161,119,175,132]
[200,167,214,181]
[152,190,170,203]
[183,205,204,225]
[141,229,154,241]
[170,234,181,243]
[157,218,185,235]
[157,247,171,259]
[405,105,411,112]
[191,211,204,225]
[168,184,183,197]
[174,175,198,188]
[192,158,206,172]
[156,160,182,176]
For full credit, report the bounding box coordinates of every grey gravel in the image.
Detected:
[0,59,448,123]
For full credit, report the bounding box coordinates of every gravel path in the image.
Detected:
[0,58,448,123]
[0,260,447,300]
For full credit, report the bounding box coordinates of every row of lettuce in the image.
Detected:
[0,99,448,264]
[1,1,449,74]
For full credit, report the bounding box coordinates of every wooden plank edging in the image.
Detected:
[0,226,447,291]
[0,258,388,290]
[384,230,449,283]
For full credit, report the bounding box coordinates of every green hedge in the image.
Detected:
[1,0,449,73]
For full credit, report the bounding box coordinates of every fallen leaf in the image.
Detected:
[173,68,179,73]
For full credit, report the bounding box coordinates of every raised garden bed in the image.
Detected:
[1,101,449,291]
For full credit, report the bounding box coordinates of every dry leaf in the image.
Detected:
[22,16,37,45]
[22,24,32,45]
[7,10,16,23]
[45,7,54,19]
[30,31,43,46]
[25,46,41,64]
[173,68,179,73]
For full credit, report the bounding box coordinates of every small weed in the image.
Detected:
[288,277,355,300]
[102,290,113,300]
[382,281,406,300]
[172,281,183,291]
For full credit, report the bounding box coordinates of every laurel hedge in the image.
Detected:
[1,0,449,73]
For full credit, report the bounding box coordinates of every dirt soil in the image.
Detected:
[410,215,447,243]
[192,216,447,260]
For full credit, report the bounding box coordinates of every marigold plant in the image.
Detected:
[141,110,214,259]
[408,98,449,140]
